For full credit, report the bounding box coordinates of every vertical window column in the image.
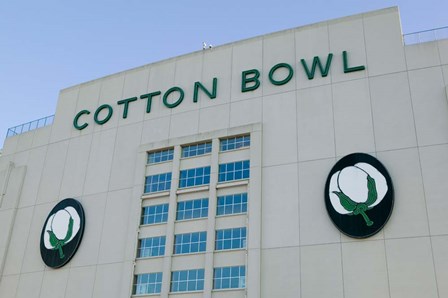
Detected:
[160,144,182,296]
[203,138,220,295]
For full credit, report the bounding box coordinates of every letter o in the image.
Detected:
[163,87,184,108]
[94,104,113,125]
[268,63,294,86]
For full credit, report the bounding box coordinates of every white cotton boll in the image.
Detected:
[329,162,389,215]
[338,166,369,203]
[52,210,71,239]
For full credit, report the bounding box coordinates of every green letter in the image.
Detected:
[94,104,113,125]
[73,110,90,130]
[343,51,365,73]
[163,87,184,108]
[300,53,333,80]
[241,69,260,92]
[269,63,294,85]
[117,97,137,119]
[140,91,161,113]
[193,78,217,102]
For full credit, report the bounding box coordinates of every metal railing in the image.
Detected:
[403,26,448,45]
[6,115,54,138]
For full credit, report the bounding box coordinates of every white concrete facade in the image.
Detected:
[1,6,448,298]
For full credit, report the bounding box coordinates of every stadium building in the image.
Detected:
[1,6,448,298]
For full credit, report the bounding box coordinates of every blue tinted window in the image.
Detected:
[216,193,248,216]
[215,227,247,250]
[133,272,163,295]
[174,232,207,254]
[213,266,246,290]
[138,236,166,258]
[220,135,250,152]
[179,166,211,188]
[144,172,172,193]
[177,198,209,221]
[147,148,174,164]
[218,160,250,182]
[171,269,205,292]
[141,204,169,225]
[182,141,212,158]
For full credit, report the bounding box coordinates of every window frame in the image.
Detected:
[181,141,212,158]
[144,172,172,194]
[216,193,248,216]
[215,227,247,251]
[137,236,166,258]
[133,272,163,295]
[173,231,207,255]
[176,198,209,221]
[147,148,174,164]
[141,203,169,225]
[220,135,250,152]
[179,166,211,188]
[213,266,246,290]
[170,269,205,293]
[218,160,250,183]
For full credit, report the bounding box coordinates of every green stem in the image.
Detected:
[358,209,373,226]
[57,244,65,259]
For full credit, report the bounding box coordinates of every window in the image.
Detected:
[147,148,174,164]
[213,266,246,290]
[220,135,250,152]
[141,204,169,225]
[133,272,163,295]
[217,193,248,216]
[182,141,212,158]
[215,227,247,250]
[171,269,205,292]
[144,172,172,193]
[179,166,211,188]
[218,160,250,182]
[177,198,209,221]
[138,236,166,258]
[173,231,207,254]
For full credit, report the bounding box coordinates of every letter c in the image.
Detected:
[73,110,90,130]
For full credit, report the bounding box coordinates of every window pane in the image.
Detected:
[174,232,207,254]
[171,269,205,292]
[133,273,163,295]
[137,236,166,258]
[220,135,250,152]
[144,172,172,193]
[181,141,212,158]
[218,161,250,183]
[176,198,208,221]
[213,266,246,290]
[179,166,211,188]
[141,204,169,225]
[147,148,174,164]
[215,227,247,250]
[216,193,248,216]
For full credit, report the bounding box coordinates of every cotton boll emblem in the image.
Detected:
[43,207,81,258]
[329,163,388,226]
[325,153,394,238]
[40,198,85,268]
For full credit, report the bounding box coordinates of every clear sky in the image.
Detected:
[1,0,447,148]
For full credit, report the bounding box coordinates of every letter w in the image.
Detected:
[300,53,333,80]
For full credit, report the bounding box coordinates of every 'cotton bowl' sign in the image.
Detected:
[324,153,394,238]
[40,198,85,268]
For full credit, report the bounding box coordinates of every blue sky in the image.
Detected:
[1,0,447,148]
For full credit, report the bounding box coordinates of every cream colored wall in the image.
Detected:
[0,6,448,298]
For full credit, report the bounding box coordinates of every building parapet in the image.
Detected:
[403,26,448,45]
[6,115,54,138]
